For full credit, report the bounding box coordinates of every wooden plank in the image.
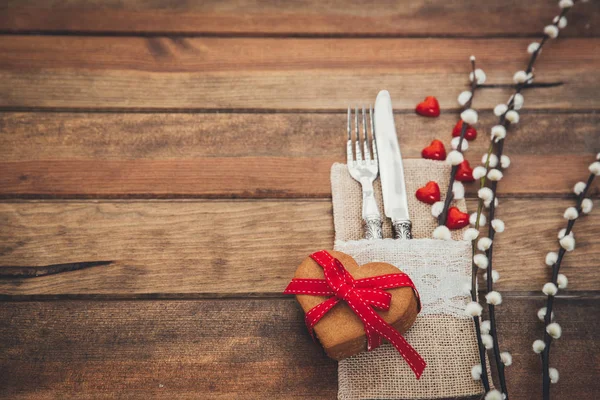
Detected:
[0,198,598,296]
[1,112,597,160]
[0,296,597,399]
[0,37,599,110]
[0,0,598,37]
[0,112,598,198]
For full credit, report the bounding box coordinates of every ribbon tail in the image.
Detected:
[304,296,339,341]
[350,294,426,379]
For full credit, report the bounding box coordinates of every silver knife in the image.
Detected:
[374,90,412,239]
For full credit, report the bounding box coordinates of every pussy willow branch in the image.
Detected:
[438,59,478,227]
[541,171,596,400]
[473,5,575,399]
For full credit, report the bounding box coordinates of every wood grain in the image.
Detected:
[0,296,597,399]
[0,112,597,198]
[0,0,598,37]
[1,112,598,160]
[0,37,599,110]
[0,199,597,296]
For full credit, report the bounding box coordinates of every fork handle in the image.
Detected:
[361,181,383,240]
[364,215,383,240]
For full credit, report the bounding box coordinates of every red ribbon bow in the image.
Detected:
[284,250,426,379]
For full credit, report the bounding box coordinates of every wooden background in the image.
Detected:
[0,1,599,399]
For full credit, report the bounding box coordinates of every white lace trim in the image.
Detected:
[334,238,471,319]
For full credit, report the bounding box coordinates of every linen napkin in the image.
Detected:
[331,159,488,399]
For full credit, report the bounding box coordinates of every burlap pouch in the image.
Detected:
[331,160,487,399]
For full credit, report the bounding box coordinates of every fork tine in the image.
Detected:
[346,107,353,165]
[354,107,362,162]
[362,106,371,161]
[370,104,378,165]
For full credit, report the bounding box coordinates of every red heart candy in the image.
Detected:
[415,96,440,117]
[455,160,474,182]
[452,120,478,141]
[421,139,446,161]
[445,207,470,230]
[415,181,441,204]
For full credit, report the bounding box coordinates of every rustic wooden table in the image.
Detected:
[0,1,599,399]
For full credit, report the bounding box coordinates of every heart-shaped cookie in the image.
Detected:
[293,251,419,360]
[415,96,440,117]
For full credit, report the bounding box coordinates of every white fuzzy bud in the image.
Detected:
[477,237,493,251]
[487,169,503,181]
[486,291,502,305]
[582,198,593,214]
[461,109,478,125]
[512,93,524,110]
[546,322,562,339]
[485,389,503,400]
[563,206,578,220]
[559,235,575,251]
[470,212,486,227]
[501,352,512,366]
[469,68,487,85]
[452,181,465,200]
[532,339,546,353]
[537,307,554,322]
[481,334,493,349]
[470,55,476,62]
[513,70,528,84]
[589,162,600,176]
[478,187,494,201]
[465,301,483,317]
[549,367,559,384]
[491,125,506,142]
[451,136,469,151]
[543,282,558,296]
[446,150,464,166]
[472,166,487,180]
[481,320,491,335]
[433,225,452,240]
[527,42,541,54]
[558,228,573,240]
[484,270,500,283]
[544,25,559,39]
[491,219,505,233]
[482,153,498,168]
[458,91,472,106]
[464,227,480,241]
[431,201,445,218]
[494,104,508,117]
[553,16,568,29]
[573,181,587,195]
[505,110,519,124]
[559,0,573,9]
[545,252,558,266]
[471,364,482,380]
[500,155,511,169]
[474,254,489,270]
[557,274,568,289]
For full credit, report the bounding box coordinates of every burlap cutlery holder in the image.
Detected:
[331,160,487,399]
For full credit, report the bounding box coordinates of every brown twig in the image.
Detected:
[471,5,576,399]
[541,171,596,399]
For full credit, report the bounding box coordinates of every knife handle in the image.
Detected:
[392,220,413,240]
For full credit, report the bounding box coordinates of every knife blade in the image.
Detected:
[374,90,412,239]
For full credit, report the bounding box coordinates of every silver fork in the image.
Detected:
[347,106,383,240]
